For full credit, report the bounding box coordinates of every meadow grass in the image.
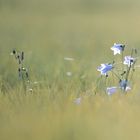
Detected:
[1,0,140,140]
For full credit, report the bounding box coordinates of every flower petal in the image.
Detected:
[106,87,118,95]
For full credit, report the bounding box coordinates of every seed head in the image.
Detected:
[12,49,16,54]
[21,52,24,61]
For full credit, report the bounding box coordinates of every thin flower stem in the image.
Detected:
[125,63,132,81]
[125,48,136,81]
[129,69,134,82]
[129,60,137,81]
[121,51,124,72]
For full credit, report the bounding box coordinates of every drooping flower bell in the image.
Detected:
[111,43,125,55]
[119,79,131,91]
[97,63,113,75]
[106,87,118,95]
[123,56,135,67]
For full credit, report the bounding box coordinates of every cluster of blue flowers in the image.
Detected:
[96,43,138,95]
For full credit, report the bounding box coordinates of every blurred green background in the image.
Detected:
[1,0,140,82]
[1,1,140,140]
